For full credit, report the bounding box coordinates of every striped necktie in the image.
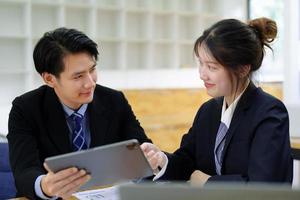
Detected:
[214,121,228,175]
[70,112,87,151]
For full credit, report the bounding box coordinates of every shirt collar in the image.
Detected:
[221,80,250,127]
[61,103,88,118]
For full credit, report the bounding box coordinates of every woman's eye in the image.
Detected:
[208,65,217,71]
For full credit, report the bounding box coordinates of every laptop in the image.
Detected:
[118,182,300,200]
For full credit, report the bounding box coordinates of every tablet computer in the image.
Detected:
[44,139,153,189]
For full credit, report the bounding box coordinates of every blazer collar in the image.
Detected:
[44,86,72,154]
[87,91,111,148]
[232,81,257,112]
[221,81,258,168]
[215,81,256,112]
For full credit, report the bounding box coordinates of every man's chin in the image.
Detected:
[79,95,94,104]
[84,97,94,104]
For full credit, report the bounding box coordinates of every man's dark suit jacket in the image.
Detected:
[7,84,151,199]
[162,82,293,183]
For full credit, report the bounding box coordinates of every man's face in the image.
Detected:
[44,52,97,109]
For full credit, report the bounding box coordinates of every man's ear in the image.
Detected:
[41,72,56,88]
[238,65,251,78]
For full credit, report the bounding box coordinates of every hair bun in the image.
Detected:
[248,17,277,43]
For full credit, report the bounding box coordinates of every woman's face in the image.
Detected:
[197,45,235,99]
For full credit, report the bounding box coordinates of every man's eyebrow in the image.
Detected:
[71,64,96,76]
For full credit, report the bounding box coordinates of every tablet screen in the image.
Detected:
[45,139,153,189]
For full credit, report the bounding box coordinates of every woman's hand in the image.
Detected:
[189,170,211,186]
[140,142,167,173]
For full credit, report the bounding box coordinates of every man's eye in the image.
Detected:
[90,67,96,72]
[74,75,82,79]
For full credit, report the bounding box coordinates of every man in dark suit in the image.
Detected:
[7,27,151,199]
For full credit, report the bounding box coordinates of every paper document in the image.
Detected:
[72,186,120,200]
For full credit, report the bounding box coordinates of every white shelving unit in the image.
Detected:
[0,0,247,134]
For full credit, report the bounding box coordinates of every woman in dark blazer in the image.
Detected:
[141,17,293,184]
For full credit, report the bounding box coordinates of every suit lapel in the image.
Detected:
[88,93,111,148]
[44,87,72,154]
[205,97,223,174]
[209,98,223,151]
[221,82,257,162]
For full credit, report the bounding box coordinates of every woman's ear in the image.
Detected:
[238,65,251,78]
[41,72,56,88]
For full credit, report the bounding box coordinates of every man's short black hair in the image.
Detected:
[33,27,99,77]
